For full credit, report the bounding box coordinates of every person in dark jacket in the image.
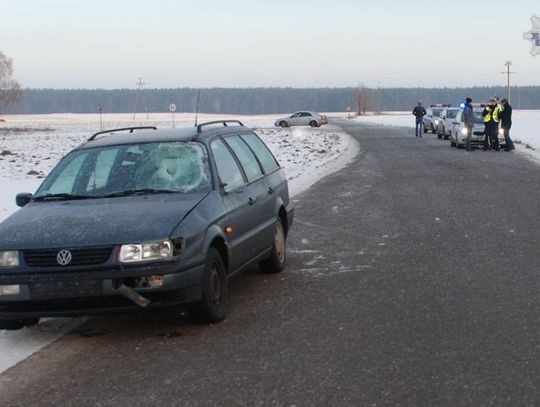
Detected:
[462,97,475,151]
[499,98,515,151]
[412,101,426,137]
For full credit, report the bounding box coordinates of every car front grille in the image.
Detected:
[473,131,485,136]
[23,246,113,267]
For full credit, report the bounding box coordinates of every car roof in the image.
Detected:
[78,122,253,150]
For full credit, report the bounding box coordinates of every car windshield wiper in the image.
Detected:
[102,188,179,198]
[33,193,93,201]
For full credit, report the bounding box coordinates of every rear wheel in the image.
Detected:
[260,217,286,273]
[190,248,227,323]
[309,120,319,128]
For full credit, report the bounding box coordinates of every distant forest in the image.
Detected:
[2,86,540,115]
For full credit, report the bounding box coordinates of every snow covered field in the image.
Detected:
[0,113,359,374]
[355,110,540,162]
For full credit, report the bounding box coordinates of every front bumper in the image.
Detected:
[0,256,205,319]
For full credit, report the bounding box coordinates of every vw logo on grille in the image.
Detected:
[56,249,73,266]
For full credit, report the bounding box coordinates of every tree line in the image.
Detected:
[2,86,540,115]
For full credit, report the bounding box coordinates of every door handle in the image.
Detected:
[268,187,275,195]
[248,197,256,205]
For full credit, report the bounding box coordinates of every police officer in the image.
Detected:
[462,97,474,151]
[482,98,501,151]
[412,101,426,137]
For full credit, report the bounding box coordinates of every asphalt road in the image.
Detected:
[2,121,540,406]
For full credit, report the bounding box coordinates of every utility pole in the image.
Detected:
[502,61,515,103]
[133,77,149,120]
[377,81,381,114]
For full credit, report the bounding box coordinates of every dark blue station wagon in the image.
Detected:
[0,121,294,329]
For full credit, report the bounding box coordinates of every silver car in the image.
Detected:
[450,107,506,149]
[274,111,328,128]
[437,107,459,140]
[423,106,445,134]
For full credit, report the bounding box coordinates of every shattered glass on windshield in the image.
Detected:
[35,142,211,199]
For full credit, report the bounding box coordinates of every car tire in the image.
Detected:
[450,139,456,147]
[437,132,442,139]
[456,141,463,149]
[191,248,228,323]
[0,319,30,330]
[259,217,286,274]
[279,121,288,128]
[309,120,319,128]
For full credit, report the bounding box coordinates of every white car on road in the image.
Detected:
[274,111,328,128]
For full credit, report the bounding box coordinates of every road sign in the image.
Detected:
[169,103,177,112]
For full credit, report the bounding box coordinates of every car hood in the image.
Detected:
[0,193,208,250]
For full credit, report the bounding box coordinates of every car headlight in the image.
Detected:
[461,128,468,135]
[499,128,504,136]
[0,251,19,267]
[435,120,439,124]
[119,241,173,263]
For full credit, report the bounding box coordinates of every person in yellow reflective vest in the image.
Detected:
[482,98,501,151]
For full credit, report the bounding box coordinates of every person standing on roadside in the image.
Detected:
[462,97,475,151]
[412,101,427,137]
[499,98,515,151]
[482,98,501,151]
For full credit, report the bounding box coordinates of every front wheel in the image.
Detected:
[0,318,38,330]
[191,248,227,323]
[279,121,288,128]
[260,217,286,273]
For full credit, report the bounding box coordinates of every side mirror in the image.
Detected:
[16,192,33,207]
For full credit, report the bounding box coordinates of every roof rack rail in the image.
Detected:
[196,120,244,134]
[88,126,157,141]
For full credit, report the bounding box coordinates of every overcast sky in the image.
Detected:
[2,0,539,89]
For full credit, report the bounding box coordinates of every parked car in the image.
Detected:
[450,105,506,149]
[423,104,449,134]
[437,107,459,140]
[274,111,328,128]
[0,121,294,330]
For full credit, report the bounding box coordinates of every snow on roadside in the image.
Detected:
[0,113,358,374]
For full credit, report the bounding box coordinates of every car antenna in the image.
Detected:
[194,89,201,127]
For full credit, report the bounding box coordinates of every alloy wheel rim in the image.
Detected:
[209,264,222,305]
[275,222,285,264]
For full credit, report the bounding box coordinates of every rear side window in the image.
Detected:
[240,133,279,174]
[211,139,246,192]
[224,135,264,182]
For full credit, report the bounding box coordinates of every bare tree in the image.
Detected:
[357,84,372,116]
[0,51,21,107]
